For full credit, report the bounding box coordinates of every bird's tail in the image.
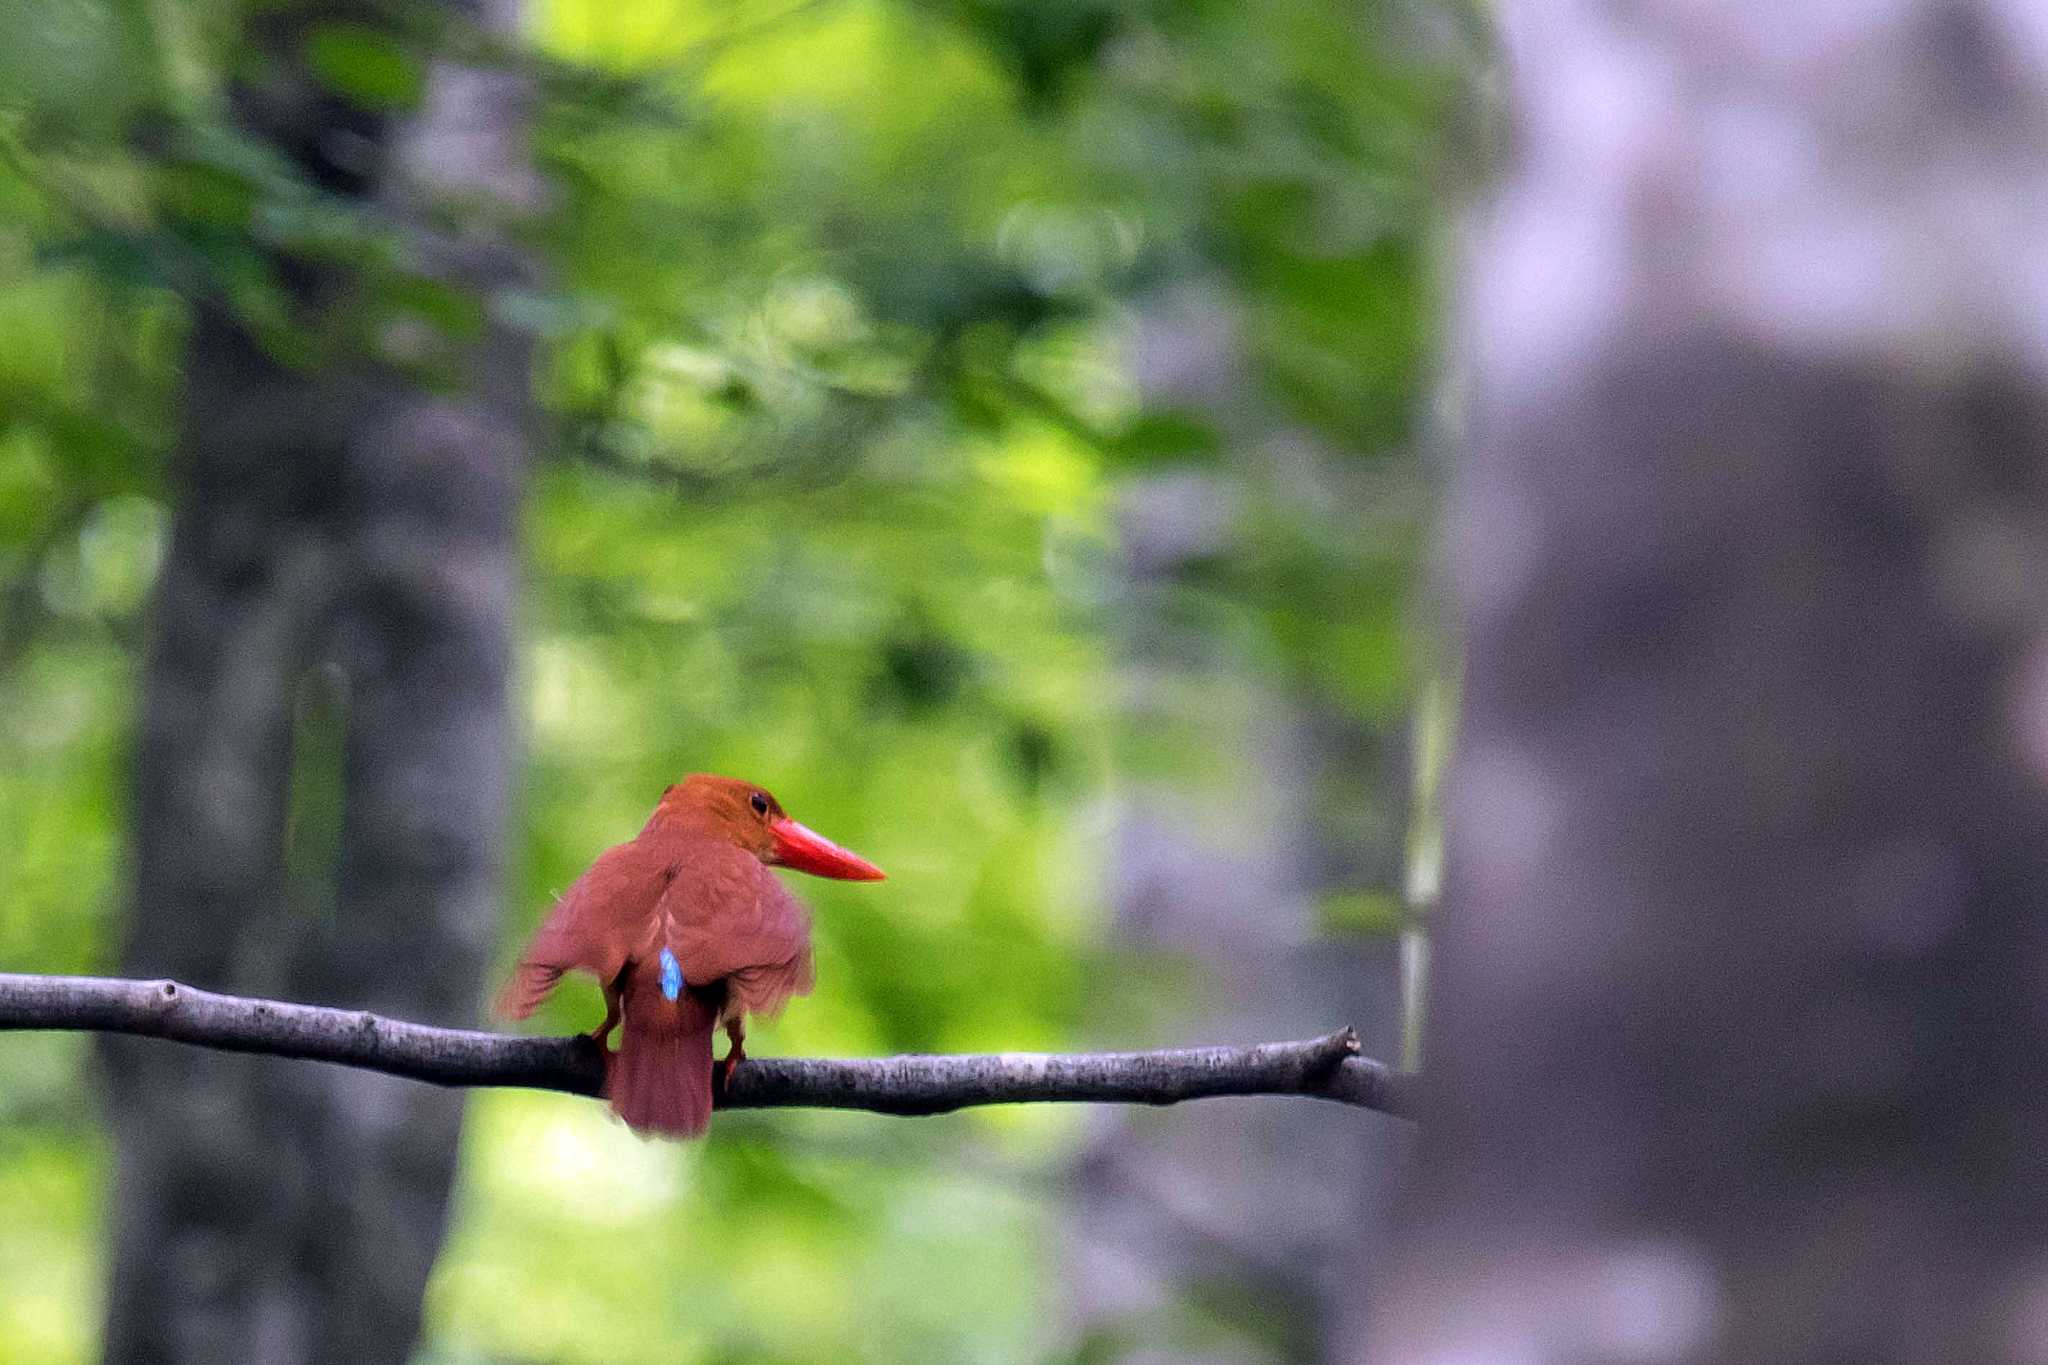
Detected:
[605,965,717,1138]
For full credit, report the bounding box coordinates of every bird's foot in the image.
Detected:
[718,1041,747,1095]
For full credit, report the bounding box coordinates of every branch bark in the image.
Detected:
[2,973,1409,1118]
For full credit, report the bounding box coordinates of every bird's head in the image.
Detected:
[658,774,886,881]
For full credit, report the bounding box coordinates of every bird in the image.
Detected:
[497,774,884,1137]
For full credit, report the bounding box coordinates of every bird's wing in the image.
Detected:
[661,838,816,1018]
[496,837,668,1018]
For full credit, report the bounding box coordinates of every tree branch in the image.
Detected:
[0,973,1411,1118]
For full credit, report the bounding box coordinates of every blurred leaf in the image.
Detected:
[0,0,152,133]
[33,230,166,290]
[303,24,425,111]
[490,287,618,339]
[1317,888,1405,936]
[378,271,487,341]
[1109,408,1222,468]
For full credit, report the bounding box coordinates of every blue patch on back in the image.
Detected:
[659,948,682,1001]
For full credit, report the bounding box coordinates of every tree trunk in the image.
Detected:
[1376,4,2048,1362]
[99,3,533,1361]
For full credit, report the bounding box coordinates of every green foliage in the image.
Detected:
[304,24,427,111]
[0,0,1469,1358]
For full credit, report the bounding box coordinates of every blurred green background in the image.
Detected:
[0,0,1470,1359]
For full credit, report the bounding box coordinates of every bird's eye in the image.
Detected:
[750,792,769,816]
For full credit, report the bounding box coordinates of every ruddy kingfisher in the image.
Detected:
[498,775,884,1136]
